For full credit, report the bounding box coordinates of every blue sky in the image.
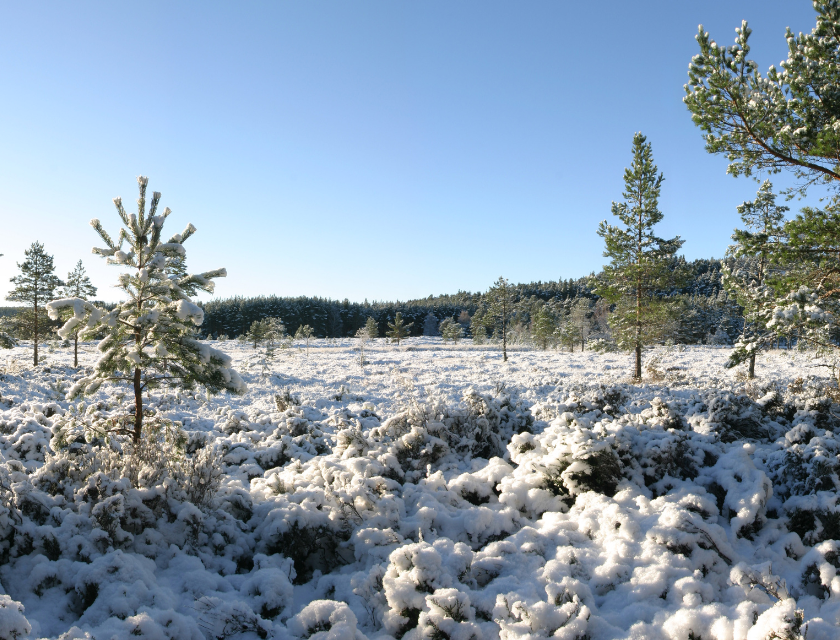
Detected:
[0,1,825,303]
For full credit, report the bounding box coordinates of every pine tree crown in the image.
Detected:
[47,176,245,399]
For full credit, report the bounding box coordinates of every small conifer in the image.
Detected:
[365,316,379,340]
[47,176,244,444]
[295,324,315,356]
[57,260,98,367]
[386,312,413,345]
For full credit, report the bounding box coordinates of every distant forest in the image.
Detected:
[194,257,743,345]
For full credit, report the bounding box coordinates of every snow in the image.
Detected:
[0,339,838,638]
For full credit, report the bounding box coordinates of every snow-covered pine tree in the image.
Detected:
[6,242,63,366]
[295,324,315,356]
[46,176,245,443]
[243,318,272,350]
[685,3,840,195]
[470,307,487,344]
[439,317,463,343]
[259,317,286,377]
[685,3,840,377]
[724,181,788,377]
[595,134,686,378]
[57,260,98,367]
[355,326,369,367]
[531,306,556,350]
[569,298,593,351]
[423,312,439,337]
[556,309,580,352]
[365,316,379,340]
[386,312,412,345]
[485,277,515,361]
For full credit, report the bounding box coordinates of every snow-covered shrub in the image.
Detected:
[704,392,770,442]
[240,554,295,620]
[367,392,533,483]
[0,595,30,640]
[286,600,364,640]
[380,539,474,639]
[494,583,590,640]
[419,588,482,640]
[171,445,223,508]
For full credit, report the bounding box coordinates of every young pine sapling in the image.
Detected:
[47,176,245,444]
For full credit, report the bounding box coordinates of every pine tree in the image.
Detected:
[684,3,840,375]
[365,316,379,340]
[724,181,788,377]
[531,306,556,350]
[569,299,593,351]
[423,312,439,337]
[595,134,685,378]
[56,260,98,367]
[470,307,487,345]
[439,317,464,343]
[485,277,515,361]
[355,326,369,367]
[6,242,63,366]
[259,317,286,377]
[556,308,580,352]
[386,312,413,345]
[685,3,840,196]
[295,324,315,356]
[47,176,244,443]
[243,318,272,350]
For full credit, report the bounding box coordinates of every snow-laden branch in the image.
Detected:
[45,298,105,339]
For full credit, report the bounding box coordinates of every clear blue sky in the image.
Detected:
[0,1,825,304]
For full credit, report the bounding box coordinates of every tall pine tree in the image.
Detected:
[531,306,556,350]
[7,242,63,366]
[595,133,685,378]
[724,181,788,377]
[485,276,515,361]
[685,5,840,372]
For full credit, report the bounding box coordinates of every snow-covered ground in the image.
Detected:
[0,338,838,639]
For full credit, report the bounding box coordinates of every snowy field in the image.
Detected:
[0,338,839,639]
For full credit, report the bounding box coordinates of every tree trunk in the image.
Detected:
[133,366,143,444]
[635,286,642,379]
[33,298,39,367]
[635,205,642,380]
[748,353,756,379]
[74,332,79,368]
[635,343,642,379]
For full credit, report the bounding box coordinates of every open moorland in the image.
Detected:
[0,340,837,639]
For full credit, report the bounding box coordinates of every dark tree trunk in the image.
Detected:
[748,353,756,379]
[635,344,642,379]
[502,314,507,362]
[74,332,79,368]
